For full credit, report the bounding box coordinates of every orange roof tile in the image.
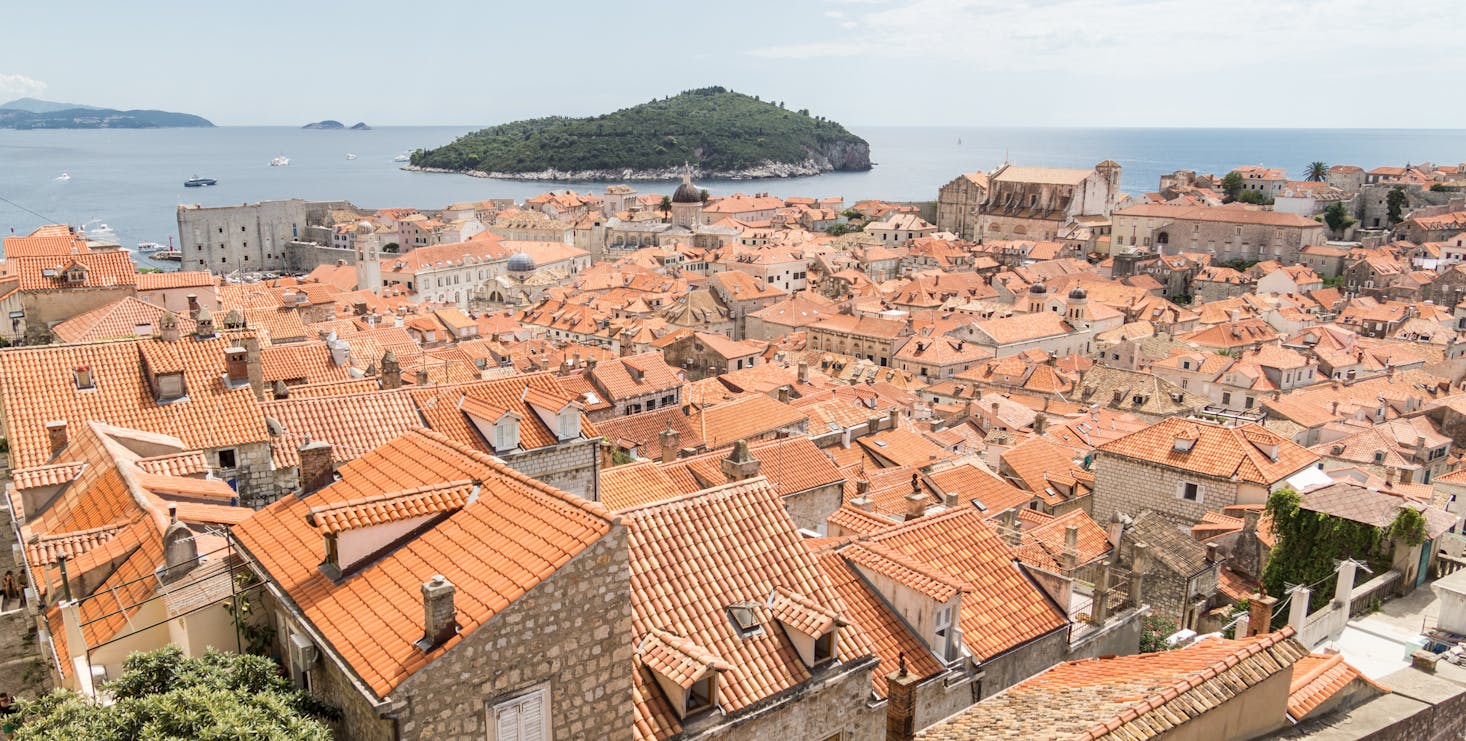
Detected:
[1097,418,1317,486]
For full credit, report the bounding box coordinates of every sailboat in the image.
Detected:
[55,172,71,181]
[345,153,358,160]
[270,155,290,167]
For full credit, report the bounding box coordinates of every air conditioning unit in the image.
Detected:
[289,632,318,671]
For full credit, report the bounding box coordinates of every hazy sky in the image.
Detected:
[4,0,1462,128]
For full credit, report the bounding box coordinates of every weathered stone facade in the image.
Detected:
[935,174,988,241]
[177,199,355,274]
[685,655,883,740]
[1092,454,1257,527]
[498,437,602,502]
[277,526,632,741]
[782,480,846,534]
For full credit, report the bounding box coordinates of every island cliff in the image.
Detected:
[407,87,870,181]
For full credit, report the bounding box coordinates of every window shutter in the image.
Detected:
[495,703,521,741]
[519,692,545,741]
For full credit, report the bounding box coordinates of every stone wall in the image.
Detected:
[393,528,632,740]
[206,442,276,508]
[1092,455,1241,526]
[783,481,846,534]
[177,199,354,274]
[21,286,135,341]
[690,656,883,740]
[911,672,981,733]
[501,438,601,501]
[284,242,358,273]
[976,628,1070,700]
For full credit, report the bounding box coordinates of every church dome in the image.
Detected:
[1068,286,1087,300]
[672,173,701,204]
[1028,282,1047,295]
[507,252,535,273]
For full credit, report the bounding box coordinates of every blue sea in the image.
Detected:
[3,125,1465,268]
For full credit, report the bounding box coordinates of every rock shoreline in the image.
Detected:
[402,158,871,182]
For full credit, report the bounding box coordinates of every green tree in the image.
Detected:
[699,189,710,205]
[1139,615,1179,653]
[1262,488,1390,621]
[1323,201,1355,237]
[1387,508,1427,547]
[1221,171,1244,202]
[657,195,672,221]
[1386,186,1408,224]
[1236,190,1274,206]
[1305,161,1328,182]
[14,647,335,740]
[382,241,399,254]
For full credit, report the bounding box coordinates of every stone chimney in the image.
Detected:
[885,657,919,741]
[416,368,430,386]
[1062,524,1079,570]
[720,440,761,482]
[1001,509,1021,547]
[272,379,290,399]
[903,490,927,521]
[160,506,199,584]
[1204,542,1220,564]
[1033,412,1047,434]
[159,311,181,342]
[797,360,809,385]
[658,428,681,464]
[1247,594,1277,636]
[327,337,351,366]
[298,440,335,496]
[777,385,791,404]
[380,350,401,390]
[242,335,265,401]
[416,575,458,651]
[186,293,200,317]
[1129,543,1148,605]
[225,346,249,386]
[194,306,215,339]
[46,420,69,458]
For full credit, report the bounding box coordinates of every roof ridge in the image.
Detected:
[307,478,477,517]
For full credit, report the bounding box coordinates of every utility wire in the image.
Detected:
[0,193,61,225]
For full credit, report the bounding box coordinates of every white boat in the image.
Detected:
[393,152,410,163]
[87,222,119,242]
[55,172,71,181]
[137,241,166,252]
[345,153,358,160]
[270,155,290,167]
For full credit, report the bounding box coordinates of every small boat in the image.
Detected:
[345,153,358,160]
[393,152,410,163]
[151,250,182,262]
[270,155,290,167]
[137,241,166,252]
[184,175,217,187]
[55,172,71,181]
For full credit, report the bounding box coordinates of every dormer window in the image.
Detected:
[556,408,581,441]
[156,372,186,401]
[493,413,521,452]
[73,365,94,390]
[767,587,843,669]
[64,267,86,284]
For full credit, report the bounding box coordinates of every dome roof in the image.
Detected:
[1028,282,1047,295]
[507,252,535,272]
[1068,286,1087,300]
[672,171,701,204]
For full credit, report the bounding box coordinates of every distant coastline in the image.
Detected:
[402,158,864,182]
[0,98,212,129]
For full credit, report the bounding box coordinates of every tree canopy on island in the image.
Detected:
[410,87,869,174]
[12,647,334,741]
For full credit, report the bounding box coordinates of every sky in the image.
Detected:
[3,0,1463,129]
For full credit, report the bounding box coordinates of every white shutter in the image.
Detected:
[519,692,545,741]
[495,703,521,741]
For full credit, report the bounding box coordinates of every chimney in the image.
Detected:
[885,656,919,741]
[242,335,265,401]
[720,439,761,482]
[186,293,200,317]
[273,379,290,399]
[797,360,809,384]
[1062,524,1079,570]
[658,427,681,464]
[417,575,458,651]
[1033,412,1047,434]
[46,420,69,458]
[159,311,181,342]
[1001,509,1021,547]
[194,306,215,339]
[416,368,430,386]
[1205,542,1220,563]
[903,490,927,521]
[298,440,335,495]
[225,346,249,386]
[943,491,958,508]
[777,385,791,404]
[1129,543,1148,605]
[380,350,401,390]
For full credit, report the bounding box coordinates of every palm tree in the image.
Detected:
[657,195,672,222]
[1305,161,1328,182]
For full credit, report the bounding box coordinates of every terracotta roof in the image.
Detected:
[1097,418,1317,486]
[264,390,425,469]
[233,430,617,699]
[624,477,870,739]
[0,335,269,470]
[306,480,477,534]
[925,462,1033,515]
[600,461,684,511]
[589,352,684,402]
[1288,652,1386,720]
[50,296,196,343]
[918,630,1307,740]
[813,549,945,697]
[690,394,808,451]
[638,629,732,690]
[856,427,953,468]
[866,508,1069,661]
[6,251,137,290]
[1115,203,1325,228]
[136,271,215,291]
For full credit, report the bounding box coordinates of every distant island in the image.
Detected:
[303,120,371,130]
[407,86,871,181]
[0,98,212,129]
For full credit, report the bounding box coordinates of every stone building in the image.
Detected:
[935,172,989,240]
[232,430,631,741]
[177,198,355,274]
[1115,511,1224,629]
[1110,204,1327,262]
[976,162,1123,242]
[1092,418,1319,526]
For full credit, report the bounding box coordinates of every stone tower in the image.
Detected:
[354,221,382,297]
[1027,282,1048,314]
[1066,285,1088,327]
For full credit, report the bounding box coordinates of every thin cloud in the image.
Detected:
[0,73,46,98]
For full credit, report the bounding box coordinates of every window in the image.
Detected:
[489,687,548,741]
[813,630,835,664]
[217,448,237,469]
[1179,481,1200,501]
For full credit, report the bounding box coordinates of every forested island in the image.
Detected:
[407,87,870,180]
[0,98,213,129]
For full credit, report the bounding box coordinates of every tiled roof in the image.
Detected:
[589,352,684,402]
[1097,418,1316,486]
[9,462,84,490]
[866,507,1069,661]
[690,394,809,451]
[306,480,477,534]
[25,521,127,566]
[0,334,269,470]
[638,629,732,690]
[925,462,1033,515]
[600,461,684,511]
[856,427,953,468]
[233,430,617,698]
[1288,652,1386,720]
[624,477,870,739]
[596,407,706,453]
[6,251,137,290]
[814,549,945,697]
[918,630,1307,740]
[1299,482,1456,539]
[50,296,196,343]
[136,271,215,290]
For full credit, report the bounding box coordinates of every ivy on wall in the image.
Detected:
[1261,488,1392,619]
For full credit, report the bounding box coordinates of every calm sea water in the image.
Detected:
[3,125,1465,269]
